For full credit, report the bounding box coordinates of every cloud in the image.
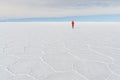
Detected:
[0,0,120,17]
[4,0,120,8]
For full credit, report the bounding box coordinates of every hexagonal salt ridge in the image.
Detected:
[42,51,77,72]
[0,67,13,80]
[73,61,111,80]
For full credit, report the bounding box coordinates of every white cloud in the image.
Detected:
[0,0,120,17]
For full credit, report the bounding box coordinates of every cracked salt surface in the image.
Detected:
[0,67,13,80]
[0,22,120,80]
[73,61,111,80]
[43,71,87,80]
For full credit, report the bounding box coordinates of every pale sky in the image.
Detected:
[0,0,120,17]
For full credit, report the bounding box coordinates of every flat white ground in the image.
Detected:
[0,22,120,80]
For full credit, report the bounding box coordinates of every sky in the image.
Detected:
[1,0,120,18]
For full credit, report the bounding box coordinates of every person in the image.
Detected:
[71,20,75,29]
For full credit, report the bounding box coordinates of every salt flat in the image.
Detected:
[0,22,120,80]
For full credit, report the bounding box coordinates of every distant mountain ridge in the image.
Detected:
[0,15,120,22]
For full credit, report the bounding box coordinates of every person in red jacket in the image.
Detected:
[71,20,75,29]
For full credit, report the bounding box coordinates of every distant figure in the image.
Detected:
[71,20,75,29]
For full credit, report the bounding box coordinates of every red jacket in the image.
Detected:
[72,21,74,25]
